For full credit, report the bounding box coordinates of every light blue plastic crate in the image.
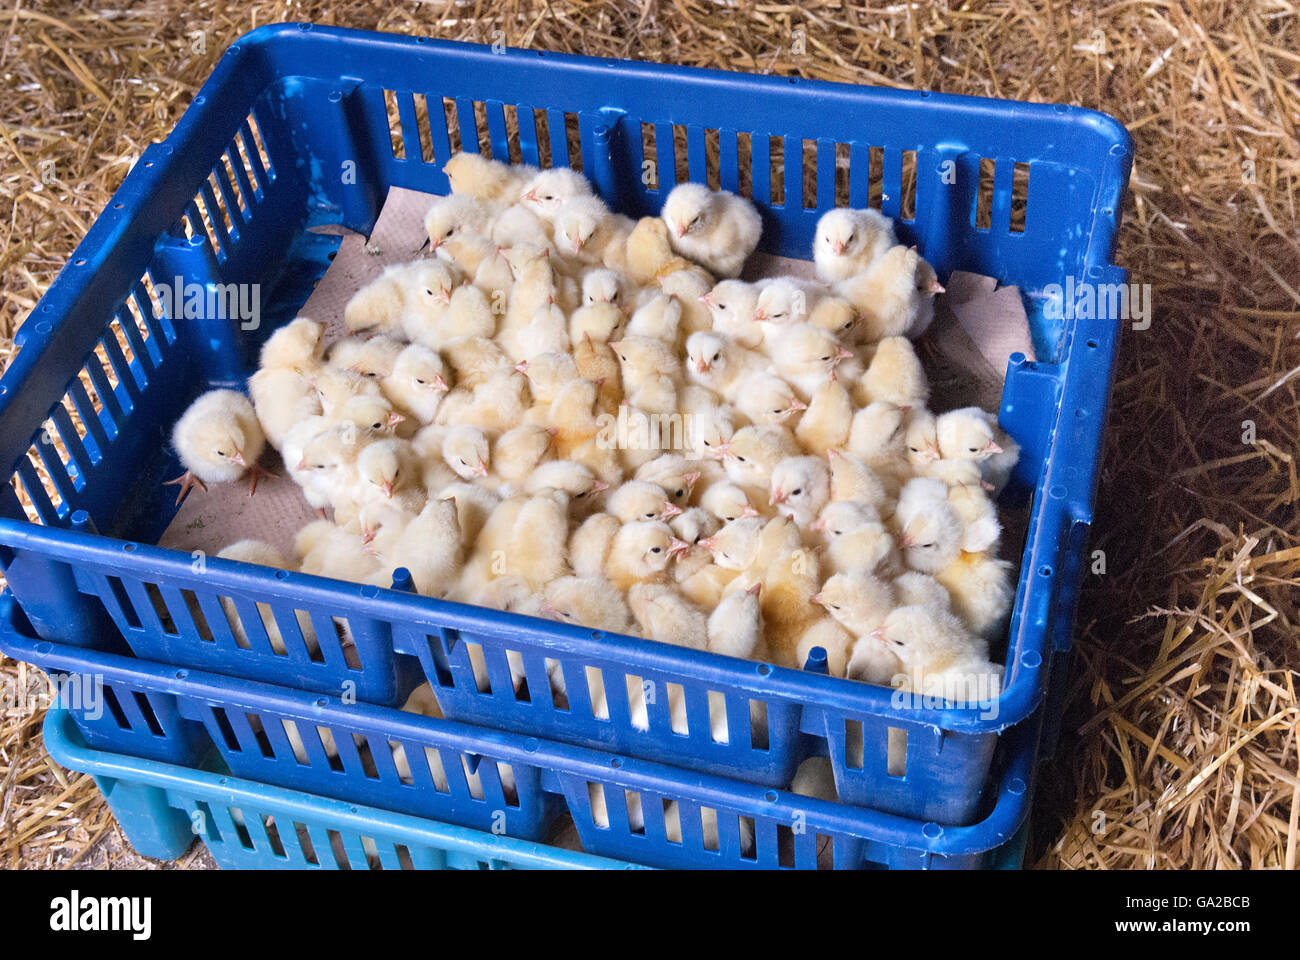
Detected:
[42,708,639,870]
[10,599,1033,869]
[0,24,1129,825]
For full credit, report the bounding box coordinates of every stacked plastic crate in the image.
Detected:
[0,24,1129,869]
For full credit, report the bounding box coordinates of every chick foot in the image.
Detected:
[163,470,208,506]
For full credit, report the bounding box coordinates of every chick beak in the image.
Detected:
[381,480,395,499]
[869,626,888,642]
[361,528,376,545]
[699,536,718,551]
[930,279,946,295]
[668,537,691,558]
[545,427,559,438]
[683,471,701,492]
[296,459,308,471]
[539,600,556,616]
[986,440,1004,455]
[571,237,584,254]
[429,237,444,252]
[675,222,687,239]
[828,368,839,383]
[752,309,768,324]
[741,504,760,518]
[661,501,683,519]
[523,188,538,203]
[475,459,489,478]
[770,489,787,506]
[232,450,246,466]
[899,532,917,548]
[811,591,827,606]
[591,480,611,493]
[832,240,846,255]
[810,517,826,532]
[515,361,530,374]
[789,398,808,413]
[696,358,711,374]
[711,441,732,460]
[438,287,452,305]
[826,448,841,461]
[699,292,715,306]
[925,442,941,461]
[836,347,855,361]
[388,411,406,428]
[747,582,762,597]
[432,374,450,393]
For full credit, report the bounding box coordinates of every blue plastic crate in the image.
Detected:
[0,24,1129,825]
[10,598,1033,869]
[42,709,640,870]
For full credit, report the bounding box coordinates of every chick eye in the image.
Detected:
[416,378,427,385]
[675,489,685,499]
[645,512,655,519]
[920,543,935,549]
[459,458,468,466]
[694,534,703,543]
[737,456,747,463]
[833,529,842,536]
[820,355,831,361]
[712,353,721,362]
[832,604,841,610]
[909,446,920,453]
[791,488,802,496]
[445,228,454,237]
[372,422,383,429]
[650,547,662,554]
[425,288,435,297]
[725,514,736,521]
[969,447,980,453]
[703,439,712,446]
[847,232,856,243]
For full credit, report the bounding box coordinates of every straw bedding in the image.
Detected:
[1,1,1296,870]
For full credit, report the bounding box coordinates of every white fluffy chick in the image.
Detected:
[826,448,890,514]
[607,480,682,524]
[657,269,714,337]
[442,336,511,389]
[857,336,929,410]
[442,284,496,341]
[294,519,382,583]
[873,605,1002,703]
[396,260,460,348]
[812,571,895,639]
[848,401,908,475]
[947,484,1002,554]
[435,481,500,547]
[284,419,348,514]
[813,207,897,283]
[167,389,270,504]
[491,202,552,250]
[249,365,322,452]
[732,374,807,426]
[707,581,764,660]
[660,182,761,278]
[797,617,855,677]
[627,583,707,651]
[345,438,425,523]
[441,425,491,481]
[894,493,964,576]
[935,407,1020,495]
[580,268,629,311]
[699,516,765,572]
[519,167,595,222]
[902,409,941,474]
[634,454,703,509]
[605,520,687,591]
[669,506,721,548]
[489,424,553,491]
[684,331,765,397]
[701,279,763,348]
[768,456,831,527]
[770,324,855,401]
[259,316,324,372]
[424,192,496,272]
[554,195,633,268]
[892,570,952,612]
[753,277,822,343]
[517,351,579,407]
[381,343,449,425]
[700,482,761,524]
[567,512,620,579]
[514,302,570,363]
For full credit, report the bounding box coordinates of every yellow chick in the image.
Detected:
[623,216,694,286]
[435,481,500,547]
[517,351,580,408]
[441,335,510,389]
[609,336,681,415]
[796,616,854,677]
[166,389,271,504]
[812,570,895,639]
[770,324,855,401]
[568,302,625,346]
[572,334,623,413]
[892,570,952,612]
[934,551,1015,640]
[490,424,553,492]
[700,482,761,524]
[660,182,762,278]
[794,378,853,455]
[542,575,634,635]
[935,406,1020,495]
[607,480,681,524]
[947,483,1002,554]
[768,455,831,527]
[381,343,449,425]
[634,454,702,510]
[628,582,708,652]
[605,520,688,592]
[836,244,939,342]
[367,498,462,598]
[685,331,766,397]
[519,167,595,223]
[813,207,897,283]
[442,284,496,341]
[294,519,382,583]
[813,500,901,578]
[259,315,325,372]
[701,279,763,348]
[568,511,621,579]
[855,336,929,410]
[554,195,634,270]
[724,424,800,492]
[873,605,1002,704]
[626,294,683,345]
[847,401,909,485]
[657,269,715,338]
[249,365,322,453]
[732,373,807,427]
[313,366,383,416]
[396,259,460,348]
[424,193,496,272]
[442,152,536,208]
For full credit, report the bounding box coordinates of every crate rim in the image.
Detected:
[7,608,1036,860]
[0,525,1043,734]
[40,707,645,870]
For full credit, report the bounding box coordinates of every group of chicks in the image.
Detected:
[167,150,1019,723]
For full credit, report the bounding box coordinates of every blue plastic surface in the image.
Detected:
[11,598,1032,869]
[0,24,1128,825]
[43,709,641,870]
